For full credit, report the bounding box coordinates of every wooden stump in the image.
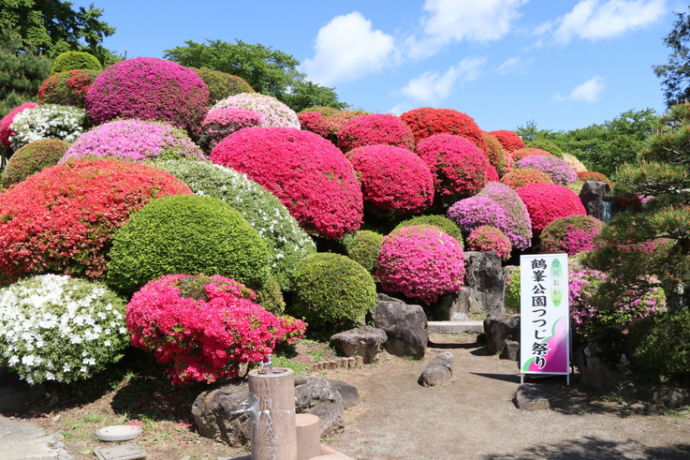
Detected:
[296,413,321,460]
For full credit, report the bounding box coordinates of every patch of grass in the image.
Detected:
[662,408,688,418]
[272,355,311,375]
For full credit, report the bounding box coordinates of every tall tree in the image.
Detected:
[654,6,690,107]
[0,31,51,116]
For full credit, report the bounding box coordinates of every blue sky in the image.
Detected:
[74,1,685,131]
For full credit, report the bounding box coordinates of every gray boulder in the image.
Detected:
[499,339,520,361]
[328,379,360,409]
[579,181,613,221]
[295,376,345,436]
[418,352,454,387]
[483,315,520,355]
[330,326,387,363]
[373,294,428,359]
[513,384,550,411]
[462,251,505,317]
[191,382,251,447]
[574,343,623,392]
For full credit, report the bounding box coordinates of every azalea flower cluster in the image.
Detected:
[488,130,525,152]
[0,274,129,384]
[199,108,263,151]
[401,107,488,151]
[9,104,86,149]
[511,147,553,162]
[38,69,101,107]
[0,102,39,149]
[212,93,300,129]
[516,183,586,235]
[540,215,603,255]
[125,274,306,384]
[337,114,415,152]
[516,155,578,185]
[466,225,512,261]
[482,132,513,176]
[501,168,553,189]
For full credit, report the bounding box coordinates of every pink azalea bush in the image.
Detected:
[211,93,300,129]
[298,111,331,138]
[540,215,604,255]
[0,102,39,149]
[61,119,205,163]
[125,274,306,385]
[466,225,512,261]
[376,225,465,305]
[86,57,209,133]
[198,108,263,151]
[337,114,415,152]
[515,155,577,185]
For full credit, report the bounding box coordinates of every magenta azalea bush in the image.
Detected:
[211,93,299,129]
[466,225,512,261]
[61,120,205,163]
[515,155,577,185]
[447,182,532,250]
[376,225,465,305]
[199,108,262,151]
[540,215,603,255]
[86,57,209,133]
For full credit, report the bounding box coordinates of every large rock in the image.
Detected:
[579,181,613,221]
[483,315,520,355]
[330,326,387,363]
[328,379,360,409]
[513,384,550,411]
[574,343,624,392]
[373,294,428,359]
[191,382,251,447]
[418,352,454,387]
[295,377,345,436]
[499,339,520,361]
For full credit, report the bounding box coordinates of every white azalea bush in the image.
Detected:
[210,93,300,128]
[0,274,129,384]
[9,104,87,150]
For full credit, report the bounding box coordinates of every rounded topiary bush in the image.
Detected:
[342,230,384,274]
[488,130,524,152]
[326,110,369,136]
[299,106,341,117]
[61,119,205,163]
[291,253,377,328]
[125,274,305,384]
[401,108,487,150]
[337,114,415,152]
[526,138,563,157]
[1,139,69,187]
[211,93,299,129]
[562,153,588,173]
[578,171,611,183]
[298,111,331,139]
[0,158,191,282]
[9,104,86,149]
[482,132,512,176]
[447,182,533,250]
[515,155,577,185]
[540,215,603,255]
[512,147,554,162]
[190,67,254,104]
[299,109,369,140]
[347,144,434,217]
[0,274,128,384]
[501,168,554,189]
[485,164,499,182]
[376,225,465,305]
[152,159,316,289]
[37,70,100,107]
[210,127,363,239]
[0,102,39,149]
[255,276,287,315]
[86,57,209,133]
[466,225,511,261]
[198,108,262,152]
[393,215,463,243]
[516,183,586,236]
[416,134,489,201]
[50,51,102,73]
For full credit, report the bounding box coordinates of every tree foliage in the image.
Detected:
[654,6,690,107]
[0,31,51,117]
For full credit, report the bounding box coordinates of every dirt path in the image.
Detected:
[326,344,690,460]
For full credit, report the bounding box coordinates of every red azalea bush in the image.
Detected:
[466,225,512,261]
[516,183,586,236]
[37,70,100,107]
[578,171,611,184]
[86,57,209,133]
[346,145,434,217]
[0,102,39,149]
[540,215,603,255]
[416,134,489,201]
[199,108,263,152]
[485,164,499,182]
[482,131,512,176]
[511,147,554,162]
[126,274,306,384]
[337,114,415,152]
[488,130,525,151]
[376,225,465,305]
[298,111,331,138]
[401,107,487,151]
[210,127,363,239]
[501,168,554,189]
[0,158,191,282]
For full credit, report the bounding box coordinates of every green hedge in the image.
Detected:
[191,67,254,104]
[1,139,69,187]
[342,230,383,274]
[51,51,102,73]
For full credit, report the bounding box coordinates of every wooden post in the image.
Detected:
[248,368,298,460]
[295,413,321,460]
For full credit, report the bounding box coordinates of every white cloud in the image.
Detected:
[496,56,530,75]
[301,12,395,86]
[401,57,487,104]
[554,76,605,103]
[555,0,666,43]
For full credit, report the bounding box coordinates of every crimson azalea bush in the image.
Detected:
[298,111,331,139]
[488,130,525,151]
[511,147,554,162]
[516,183,586,236]
[400,107,487,151]
[198,108,263,152]
[210,127,363,239]
[466,225,512,261]
[0,102,39,149]
[515,155,577,185]
[1,139,69,187]
[61,119,205,163]
[540,215,603,255]
[0,158,191,282]
[376,225,465,305]
[86,57,209,133]
[337,114,415,152]
[416,134,489,201]
[447,182,533,250]
[482,132,512,176]
[578,171,611,183]
[486,164,499,182]
[501,168,554,189]
[37,70,100,107]
[125,274,306,384]
[346,145,434,217]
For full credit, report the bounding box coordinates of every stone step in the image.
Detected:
[427,320,484,335]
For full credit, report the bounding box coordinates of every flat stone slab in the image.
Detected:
[427,320,483,334]
[95,425,142,442]
[0,415,72,459]
[94,443,145,460]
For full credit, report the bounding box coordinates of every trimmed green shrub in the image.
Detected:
[106,194,270,295]
[526,138,564,157]
[1,139,69,187]
[393,215,463,244]
[51,51,102,73]
[152,159,316,289]
[291,253,377,329]
[255,276,286,315]
[342,230,383,274]
[191,67,254,104]
[631,310,690,384]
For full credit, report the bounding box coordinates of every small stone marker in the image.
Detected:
[418,351,454,387]
[513,383,550,411]
[499,339,520,361]
[93,443,146,460]
[94,425,142,442]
